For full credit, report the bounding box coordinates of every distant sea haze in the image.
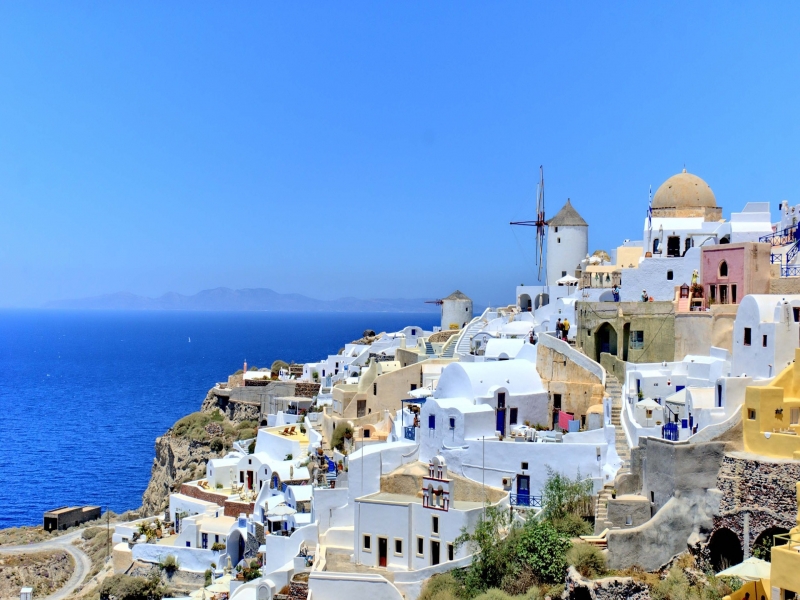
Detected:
[0,309,440,528]
[43,287,442,313]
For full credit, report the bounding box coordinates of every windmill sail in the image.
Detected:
[510,166,547,281]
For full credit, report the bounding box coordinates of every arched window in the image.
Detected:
[719,261,728,277]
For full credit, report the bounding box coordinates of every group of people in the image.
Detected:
[555,317,570,341]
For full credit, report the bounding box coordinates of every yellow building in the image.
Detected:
[743,348,800,459]
[771,482,800,598]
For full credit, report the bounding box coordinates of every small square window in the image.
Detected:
[558,238,561,243]
[744,328,752,346]
[625,515,632,526]
[395,539,403,555]
[432,516,439,535]
[521,462,528,470]
[509,408,518,425]
[791,408,800,425]
[666,270,673,281]
[417,537,424,556]
[363,535,371,551]
[448,543,454,561]
[630,331,644,350]
[449,417,455,429]
[748,409,756,420]
[763,334,768,347]
[428,415,436,430]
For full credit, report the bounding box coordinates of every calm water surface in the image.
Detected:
[0,310,437,528]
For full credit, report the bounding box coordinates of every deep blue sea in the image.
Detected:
[0,310,437,528]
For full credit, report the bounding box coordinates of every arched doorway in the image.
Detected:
[519,294,532,312]
[708,527,743,572]
[595,323,618,363]
[534,293,550,310]
[752,526,790,562]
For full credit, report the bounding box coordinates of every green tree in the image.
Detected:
[271,360,289,375]
[541,467,593,523]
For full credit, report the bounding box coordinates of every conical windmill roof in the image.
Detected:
[547,199,587,227]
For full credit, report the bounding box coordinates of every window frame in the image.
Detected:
[744,327,752,346]
[394,538,403,556]
[432,515,439,535]
[416,536,424,557]
[363,534,372,552]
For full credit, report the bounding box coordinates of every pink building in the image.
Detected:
[700,242,771,305]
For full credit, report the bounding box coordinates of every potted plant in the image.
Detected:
[611,488,617,499]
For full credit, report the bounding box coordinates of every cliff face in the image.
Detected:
[140,432,215,517]
[140,389,242,517]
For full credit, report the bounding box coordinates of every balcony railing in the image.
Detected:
[509,494,542,508]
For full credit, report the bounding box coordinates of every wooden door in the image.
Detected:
[378,537,388,567]
[431,541,440,566]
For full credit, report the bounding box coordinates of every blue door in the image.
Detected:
[496,409,505,436]
[516,475,530,506]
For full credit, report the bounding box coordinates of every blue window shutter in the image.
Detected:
[428,415,435,429]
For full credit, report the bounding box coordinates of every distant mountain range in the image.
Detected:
[43,287,442,313]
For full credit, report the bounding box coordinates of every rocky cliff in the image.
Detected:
[140,388,252,516]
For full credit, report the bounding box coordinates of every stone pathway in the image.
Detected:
[595,375,630,533]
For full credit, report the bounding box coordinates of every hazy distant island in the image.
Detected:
[43,287,442,313]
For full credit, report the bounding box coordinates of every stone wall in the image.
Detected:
[564,566,651,600]
[712,452,800,555]
[245,532,259,559]
[575,301,676,365]
[179,484,228,507]
[769,276,800,295]
[224,500,255,518]
[295,383,321,398]
[673,305,736,361]
[536,343,604,424]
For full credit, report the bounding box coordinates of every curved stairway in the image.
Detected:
[594,375,631,533]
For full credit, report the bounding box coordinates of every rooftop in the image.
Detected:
[547,199,588,227]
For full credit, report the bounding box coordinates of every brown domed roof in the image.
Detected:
[652,169,716,210]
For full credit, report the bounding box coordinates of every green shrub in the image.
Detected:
[211,542,226,551]
[237,428,256,441]
[236,420,258,431]
[541,467,593,523]
[566,543,606,578]
[473,590,514,600]
[331,423,353,451]
[551,512,592,537]
[159,554,180,574]
[99,573,165,600]
[173,410,229,441]
[204,569,212,586]
[651,567,690,600]
[248,440,256,454]
[285,453,293,460]
[82,527,103,540]
[418,573,461,600]
[210,438,224,452]
[271,360,289,375]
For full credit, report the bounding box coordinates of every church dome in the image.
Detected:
[652,169,716,210]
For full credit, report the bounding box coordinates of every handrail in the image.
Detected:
[760,225,798,246]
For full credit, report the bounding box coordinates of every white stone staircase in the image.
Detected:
[454,317,485,356]
[595,375,630,533]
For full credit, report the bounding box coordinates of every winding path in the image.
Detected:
[0,530,93,600]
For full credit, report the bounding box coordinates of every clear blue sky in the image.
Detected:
[2,2,800,308]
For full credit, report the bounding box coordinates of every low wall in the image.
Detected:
[540,332,605,386]
[392,553,474,599]
[131,544,218,573]
[308,572,404,600]
[599,353,625,383]
[262,522,319,576]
